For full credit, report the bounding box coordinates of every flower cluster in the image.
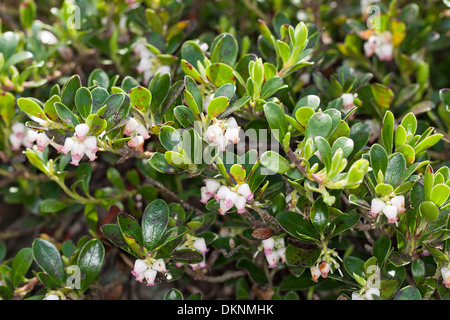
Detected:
[200,179,254,215]
[9,122,50,152]
[124,117,151,152]
[310,248,343,282]
[260,237,286,268]
[205,117,241,151]
[369,194,405,224]
[61,124,99,166]
[131,257,167,286]
[134,39,170,84]
[364,31,394,61]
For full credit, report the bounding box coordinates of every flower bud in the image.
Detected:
[75,123,89,141]
[12,122,26,138]
[9,134,22,150]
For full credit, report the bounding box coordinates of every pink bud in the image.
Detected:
[124,118,139,136]
[36,133,50,152]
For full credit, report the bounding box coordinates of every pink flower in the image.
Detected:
[237,183,253,201]
[311,266,321,282]
[319,261,331,278]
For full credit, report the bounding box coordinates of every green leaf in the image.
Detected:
[174,106,196,128]
[263,102,287,143]
[385,153,406,187]
[411,258,425,285]
[61,75,81,111]
[54,102,80,128]
[381,111,395,155]
[75,87,92,119]
[76,239,105,291]
[32,238,65,286]
[260,151,291,174]
[236,259,268,284]
[230,164,246,184]
[0,31,19,59]
[373,236,391,268]
[370,143,388,178]
[305,112,332,141]
[12,248,33,287]
[285,244,321,268]
[0,92,15,125]
[371,83,393,112]
[331,137,354,159]
[260,76,287,100]
[164,288,184,300]
[276,211,318,241]
[205,63,236,87]
[310,199,329,235]
[394,285,422,300]
[86,114,107,136]
[315,136,332,174]
[343,256,365,282]
[211,33,238,66]
[17,98,48,121]
[207,96,229,119]
[88,68,110,89]
[430,184,450,207]
[100,224,128,248]
[107,167,125,191]
[142,199,169,251]
[129,86,151,114]
[413,134,443,155]
[419,201,439,222]
[181,41,205,69]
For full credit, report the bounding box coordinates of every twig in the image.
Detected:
[145,176,204,216]
[184,266,246,283]
[286,148,323,184]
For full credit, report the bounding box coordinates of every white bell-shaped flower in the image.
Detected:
[382,205,398,224]
[237,183,254,201]
[370,198,386,217]
[36,133,50,152]
[234,195,247,214]
[200,186,212,204]
[311,266,321,282]
[61,137,75,155]
[193,238,209,255]
[218,199,231,215]
[151,258,167,273]
[225,127,240,144]
[319,261,331,278]
[124,118,139,136]
[265,251,279,268]
[391,195,405,213]
[143,269,157,286]
[262,238,275,255]
[224,190,238,209]
[204,179,221,195]
[215,186,230,201]
[205,123,223,143]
